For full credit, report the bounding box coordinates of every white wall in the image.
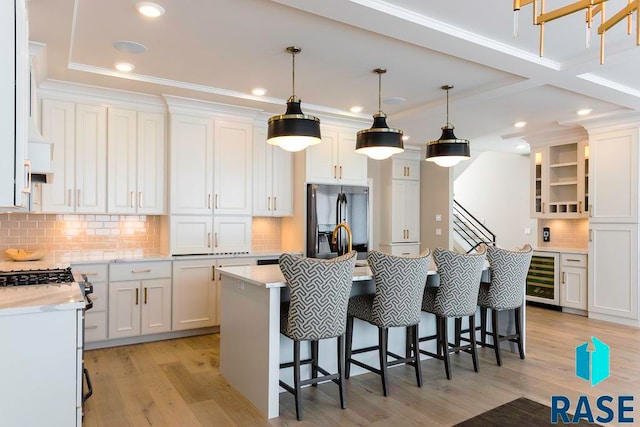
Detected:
[454,151,536,250]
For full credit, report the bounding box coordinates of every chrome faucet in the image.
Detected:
[331,222,353,253]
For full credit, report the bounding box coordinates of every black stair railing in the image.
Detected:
[453,200,496,253]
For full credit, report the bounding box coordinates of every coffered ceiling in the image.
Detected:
[28,0,640,154]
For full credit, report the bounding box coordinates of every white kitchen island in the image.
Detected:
[218,263,521,419]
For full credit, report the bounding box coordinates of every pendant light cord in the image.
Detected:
[446,86,450,126]
[291,50,296,98]
[378,71,382,113]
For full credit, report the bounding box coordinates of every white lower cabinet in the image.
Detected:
[108,261,172,339]
[72,263,108,342]
[560,253,587,311]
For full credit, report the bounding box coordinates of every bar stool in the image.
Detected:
[345,250,431,396]
[478,244,533,366]
[278,250,356,421]
[418,247,486,380]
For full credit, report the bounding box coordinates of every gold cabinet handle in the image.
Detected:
[144,287,148,304]
[138,192,143,209]
[562,272,566,284]
[339,165,343,179]
[85,324,99,330]
[267,196,271,211]
[542,202,545,214]
[22,160,32,195]
[214,232,219,248]
[131,269,151,273]
[207,232,211,248]
[579,201,582,213]
[334,165,337,179]
[589,205,593,217]
[407,166,410,176]
[274,196,277,211]
[83,272,98,276]
[135,288,139,305]
[208,193,212,209]
[215,194,219,209]
[130,191,134,208]
[589,229,593,242]
[68,189,72,207]
[77,189,81,207]
[212,266,215,281]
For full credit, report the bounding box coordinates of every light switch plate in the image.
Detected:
[435,214,442,222]
[524,227,531,235]
[435,228,442,236]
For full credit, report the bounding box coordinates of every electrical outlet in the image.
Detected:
[435,228,442,236]
[524,227,531,235]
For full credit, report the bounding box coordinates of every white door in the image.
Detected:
[588,223,639,320]
[170,114,214,214]
[337,131,367,186]
[172,258,216,330]
[140,278,172,335]
[213,216,252,253]
[41,99,75,213]
[272,145,293,216]
[404,180,420,242]
[137,112,165,214]
[108,281,141,339]
[214,120,252,215]
[253,127,273,216]
[589,127,639,223]
[75,104,107,213]
[561,266,587,310]
[170,215,213,255]
[306,129,338,184]
[107,108,137,214]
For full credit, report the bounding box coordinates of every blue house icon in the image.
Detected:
[575,337,610,386]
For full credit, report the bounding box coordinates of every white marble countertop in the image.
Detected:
[0,283,85,316]
[534,247,588,255]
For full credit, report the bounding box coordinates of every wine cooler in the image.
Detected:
[526,251,560,305]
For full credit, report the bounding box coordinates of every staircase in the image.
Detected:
[453,200,496,253]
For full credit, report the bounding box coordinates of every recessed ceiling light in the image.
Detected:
[136,2,165,17]
[114,62,135,72]
[251,88,267,96]
[577,108,592,116]
[113,41,147,54]
[402,135,410,141]
[350,105,363,113]
[514,121,527,128]
[383,97,406,105]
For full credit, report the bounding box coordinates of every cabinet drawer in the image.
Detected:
[89,281,107,312]
[84,311,107,342]
[109,261,172,281]
[380,243,421,256]
[561,253,587,268]
[72,263,108,282]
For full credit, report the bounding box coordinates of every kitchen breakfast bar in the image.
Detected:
[218,263,520,419]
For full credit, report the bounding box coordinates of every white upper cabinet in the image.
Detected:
[170,114,214,215]
[305,127,367,186]
[392,158,420,181]
[588,126,639,223]
[214,120,252,215]
[41,100,107,213]
[253,127,293,217]
[107,108,165,214]
[0,0,29,209]
[391,179,420,243]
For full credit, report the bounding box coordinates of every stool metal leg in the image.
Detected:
[514,306,525,360]
[440,316,451,380]
[469,314,479,373]
[345,316,354,379]
[412,324,423,388]
[480,306,487,346]
[293,340,303,420]
[379,327,389,396]
[337,334,347,409]
[311,340,319,387]
[491,309,502,366]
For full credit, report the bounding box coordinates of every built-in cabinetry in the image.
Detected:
[585,122,640,326]
[166,97,255,255]
[530,135,589,218]
[253,127,293,216]
[108,261,172,339]
[305,127,368,186]
[107,108,165,214]
[560,253,587,312]
[0,0,29,209]
[40,100,107,213]
[379,150,421,255]
[72,263,109,342]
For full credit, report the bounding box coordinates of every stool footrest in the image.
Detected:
[280,358,313,369]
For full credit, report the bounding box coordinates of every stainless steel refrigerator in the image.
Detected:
[306,183,369,260]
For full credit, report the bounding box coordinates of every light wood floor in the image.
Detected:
[83,306,640,426]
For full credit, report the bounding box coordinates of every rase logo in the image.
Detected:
[551,337,634,424]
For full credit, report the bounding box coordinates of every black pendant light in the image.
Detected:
[355,68,404,160]
[267,46,321,152]
[425,85,470,167]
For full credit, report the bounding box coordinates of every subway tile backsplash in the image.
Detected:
[537,218,588,250]
[0,214,284,259]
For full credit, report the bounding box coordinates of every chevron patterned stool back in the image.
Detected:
[418,247,487,380]
[478,244,533,367]
[345,250,432,397]
[278,250,357,421]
